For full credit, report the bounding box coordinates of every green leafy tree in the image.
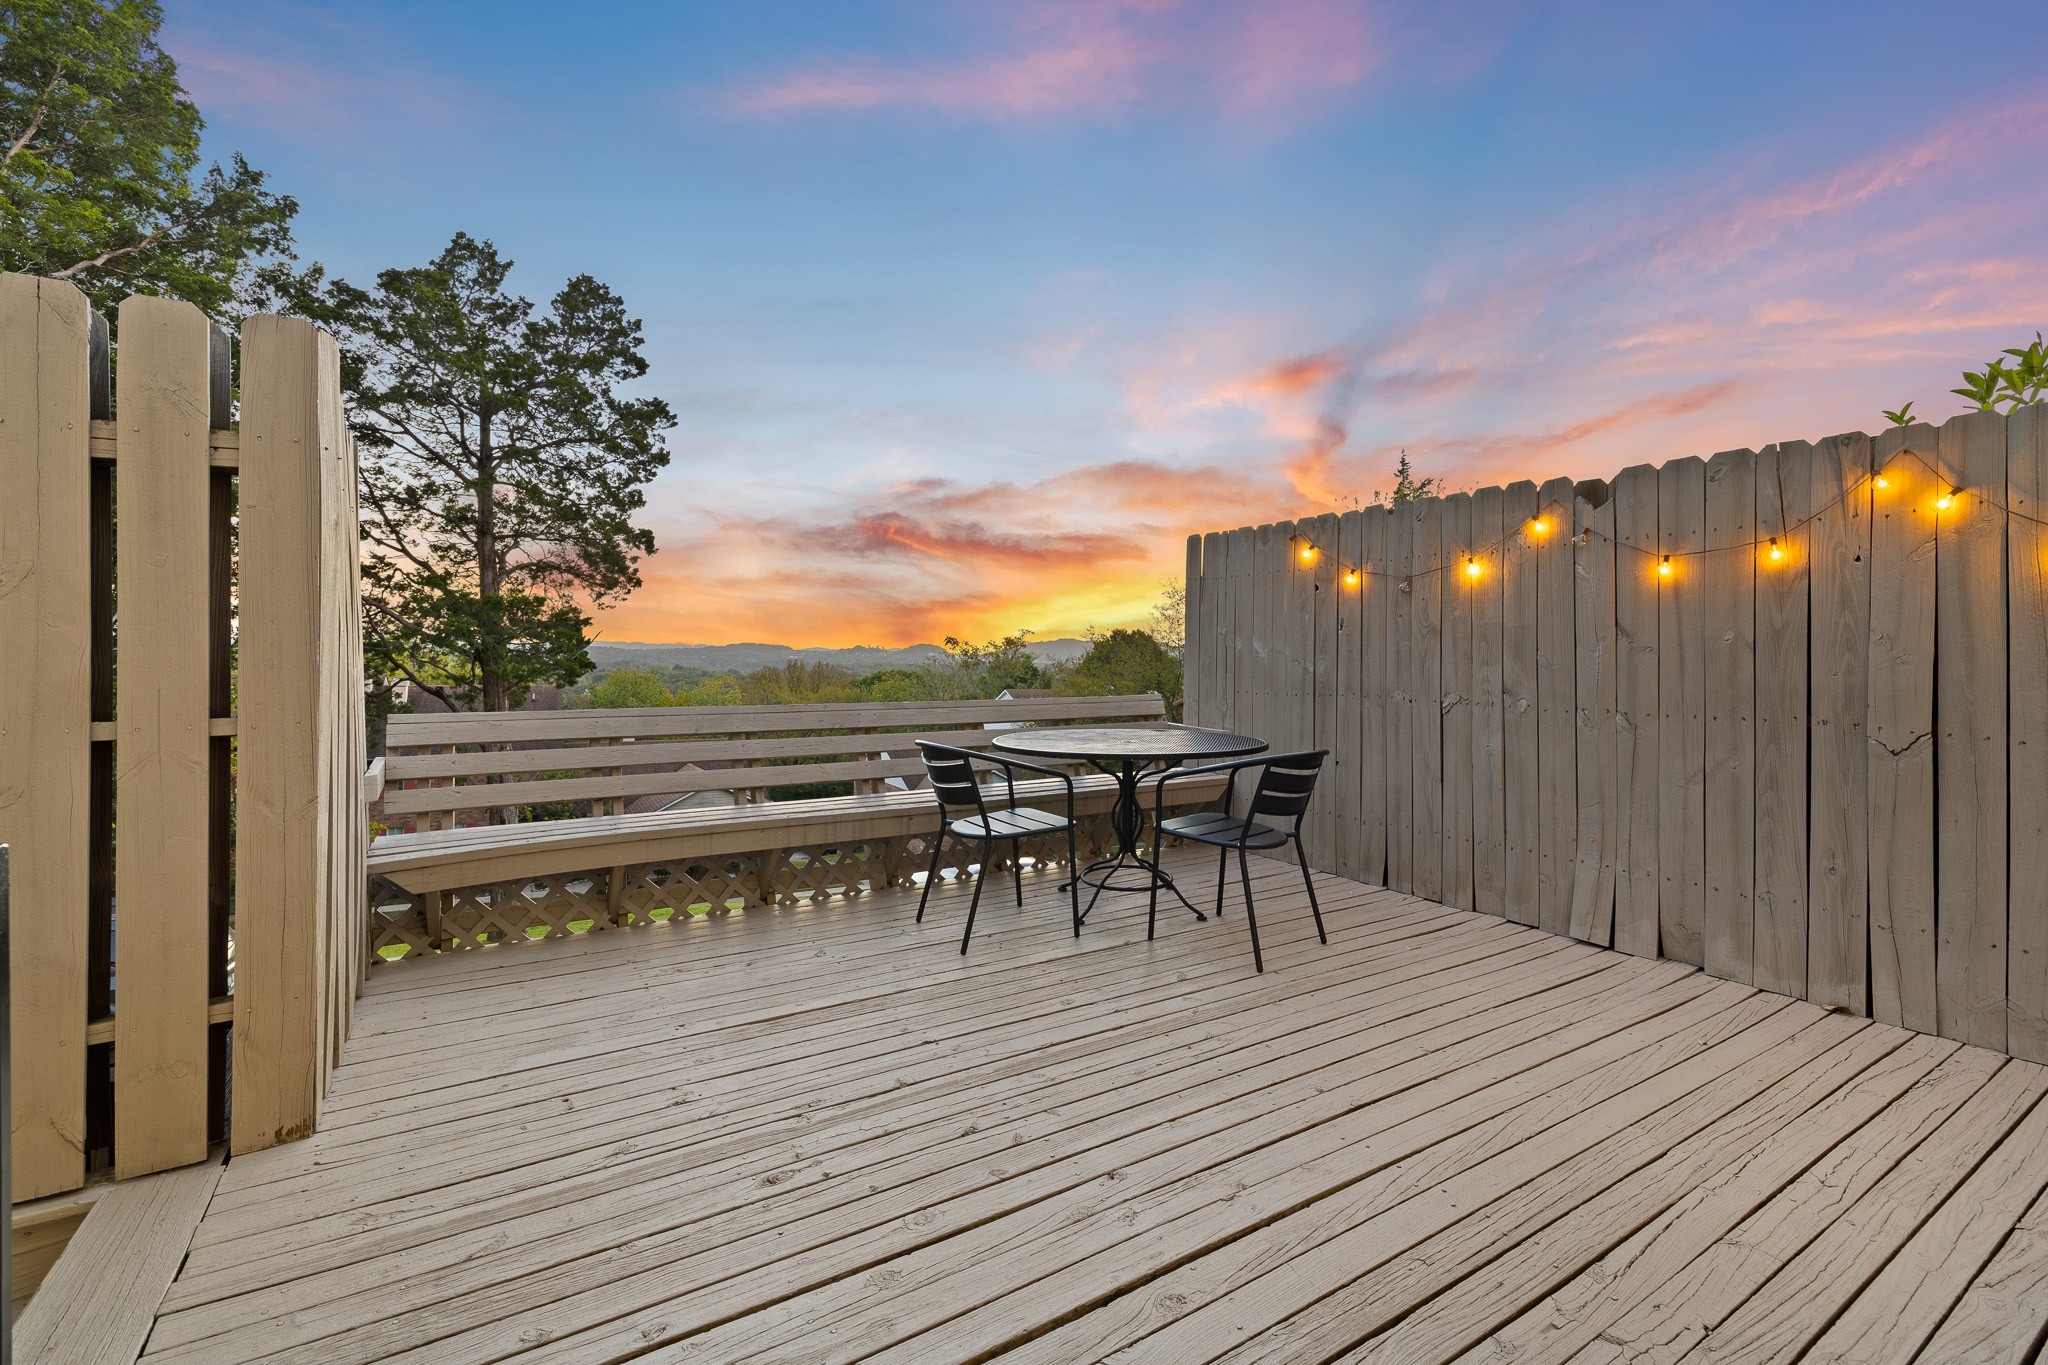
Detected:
[288,233,676,715]
[1149,579,1186,659]
[1055,628,1183,718]
[0,0,299,320]
[583,666,673,709]
[1886,334,2048,425]
[1371,450,1441,506]
[917,631,1046,699]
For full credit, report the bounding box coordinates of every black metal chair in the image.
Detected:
[914,741,1081,953]
[1146,751,1329,972]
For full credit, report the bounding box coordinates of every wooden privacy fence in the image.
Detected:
[0,274,367,1199]
[1183,404,2048,1064]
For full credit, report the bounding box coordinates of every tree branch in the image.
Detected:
[4,63,64,164]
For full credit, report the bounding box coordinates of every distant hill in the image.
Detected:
[586,638,1092,675]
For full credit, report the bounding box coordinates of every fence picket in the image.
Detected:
[1703,447,1758,984]
[1387,505,1415,893]
[112,295,215,1179]
[2009,405,2048,1063]
[1754,442,1811,998]
[1411,497,1445,901]
[1568,485,1618,946]
[1470,486,1507,917]
[1535,475,1577,936]
[1657,455,1707,966]
[1808,432,1872,1013]
[1332,511,1365,880]
[0,274,93,1198]
[1441,492,1476,911]
[1868,422,1940,1033]
[1360,509,1391,885]
[1612,463,1660,956]
[1934,410,2008,1050]
[1501,481,1541,925]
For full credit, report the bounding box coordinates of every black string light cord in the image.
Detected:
[1281,446,2048,586]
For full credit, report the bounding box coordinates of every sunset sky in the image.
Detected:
[168,0,2048,648]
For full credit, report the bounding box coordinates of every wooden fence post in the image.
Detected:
[0,275,92,1198]
[111,295,215,1180]
[234,314,349,1152]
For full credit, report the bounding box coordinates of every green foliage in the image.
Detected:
[920,631,1046,700]
[852,667,929,701]
[1886,334,2047,426]
[283,233,675,714]
[0,0,299,320]
[1373,451,1441,507]
[1149,579,1186,659]
[584,666,673,709]
[1054,628,1183,719]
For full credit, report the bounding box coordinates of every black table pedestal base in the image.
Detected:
[1061,847,1204,924]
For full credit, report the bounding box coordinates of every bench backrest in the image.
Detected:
[380,693,1167,825]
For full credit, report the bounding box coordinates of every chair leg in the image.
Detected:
[1298,840,1327,944]
[1148,849,1161,941]
[1066,824,1081,938]
[1013,842,1024,907]
[1238,844,1264,973]
[961,838,991,954]
[1215,844,1230,919]
[916,826,946,923]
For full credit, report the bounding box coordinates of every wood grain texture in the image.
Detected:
[1410,497,1445,902]
[1441,493,1476,912]
[1183,536,1203,726]
[1657,456,1707,967]
[1535,477,1578,937]
[1703,447,1758,984]
[1933,410,2008,1051]
[1360,510,1391,886]
[1568,489,1618,947]
[1611,464,1661,958]
[14,1153,222,1363]
[1309,512,1342,873]
[114,294,216,1179]
[1333,511,1365,883]
[1469,487,1507,918]
[1807,432,1872,1015]
[1868,423,1940,1034]
[2010,404,2048,1063]
[0,274,93,1198]
[1753,442,1810,999]
[1387,506,1415,894]
[1501,481,1541,926]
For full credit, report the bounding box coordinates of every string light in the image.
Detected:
[1261,453,2042,587]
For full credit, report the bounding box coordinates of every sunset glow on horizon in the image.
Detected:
[170,0,2048,648]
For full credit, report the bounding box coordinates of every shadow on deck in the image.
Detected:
[142,850,2048,1363]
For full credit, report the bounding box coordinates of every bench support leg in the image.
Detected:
[424,890,444,952]
[605,865,627,929]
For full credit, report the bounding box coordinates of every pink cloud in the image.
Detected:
[729,0,1386,122]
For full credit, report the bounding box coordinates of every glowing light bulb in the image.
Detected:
[1465,556,1481,579]
[1529,517,1548,536]
[1343,569,1359,587]
[1874,474,1890,489]
[1299,543,1317,564]
[1768,537,1784,562]
[1659,554,1673,577]
[1936,489,1954,511]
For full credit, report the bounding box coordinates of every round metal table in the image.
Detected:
[991,724,1266,921]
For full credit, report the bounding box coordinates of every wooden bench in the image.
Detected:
[367,694,1227,957]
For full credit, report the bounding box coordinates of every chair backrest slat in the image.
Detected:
[1249,751,1327,821]
[917,742,990,815]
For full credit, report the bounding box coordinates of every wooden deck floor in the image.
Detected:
[142,851,2048,1363]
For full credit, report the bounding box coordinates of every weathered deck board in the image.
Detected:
[143,851,2048,1363]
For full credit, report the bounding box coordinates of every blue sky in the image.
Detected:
[164,0,2048,645]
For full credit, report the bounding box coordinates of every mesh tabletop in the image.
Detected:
[990,725,1267,763]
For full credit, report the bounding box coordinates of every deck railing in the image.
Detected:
[0,275,367,1197]
[1185,405,2048,1064]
